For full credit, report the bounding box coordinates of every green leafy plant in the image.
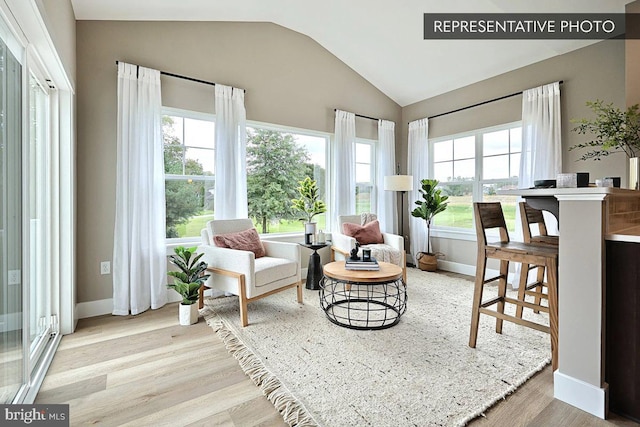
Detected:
[167,246,210,305]
[411,179,449,254]
[569,100,640,161]
[291,177,327,223]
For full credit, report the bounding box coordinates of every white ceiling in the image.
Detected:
[70,0,632,106]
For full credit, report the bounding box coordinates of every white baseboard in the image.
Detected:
[75,298,113,319]
[436,260,517,284]
[76,293,182,319]
[554,370,608,419]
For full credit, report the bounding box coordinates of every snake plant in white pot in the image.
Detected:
[168,246,210,325]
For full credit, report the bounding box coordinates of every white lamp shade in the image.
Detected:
[384,175,413,192]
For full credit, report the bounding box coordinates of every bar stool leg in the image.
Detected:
[533,265,545,313]
[515,263,529,319]
[496,259,509,334]
[546,258,559,371]
[469,254,487,348]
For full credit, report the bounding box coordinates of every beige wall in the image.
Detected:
[400,40,625,267]
[75,21,401,304]
[36,0,76,85]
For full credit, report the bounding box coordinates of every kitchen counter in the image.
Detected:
[497,186,640,419]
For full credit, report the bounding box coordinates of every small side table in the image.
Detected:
[300,243,329,290]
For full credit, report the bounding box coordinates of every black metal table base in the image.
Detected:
[319,277,407,330]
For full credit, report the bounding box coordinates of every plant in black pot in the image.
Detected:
[411,179,449,272]
[167,246,210,325]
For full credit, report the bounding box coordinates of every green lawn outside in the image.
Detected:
[174,211,328,237]
[433,196,517,231]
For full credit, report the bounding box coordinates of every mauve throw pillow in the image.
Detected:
[213,228,266,258]
[342,220,384,245]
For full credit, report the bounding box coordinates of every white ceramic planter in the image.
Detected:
[179,303,198,325]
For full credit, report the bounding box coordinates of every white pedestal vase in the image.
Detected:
[179,303,198,325]
[304,222,317,244]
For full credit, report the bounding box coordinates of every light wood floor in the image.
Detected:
[37,296,639,426]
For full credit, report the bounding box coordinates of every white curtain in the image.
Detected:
[514,81,562,288]
[331,110,356,231]
[408,118,429,263]
[214,84,248,219]
[520,81,562,189]
[113,62,167,315]
[377,120,397,234]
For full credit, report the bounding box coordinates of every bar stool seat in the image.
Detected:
[470,202,559,370]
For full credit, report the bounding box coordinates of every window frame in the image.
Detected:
[161,108,332,244]
[354,137,377,215]
[429,121,522,241]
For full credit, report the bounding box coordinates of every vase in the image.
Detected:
[179,303,198,325]
[630,157,640,190]
[304,222,316,244]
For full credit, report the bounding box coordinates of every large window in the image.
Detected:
[163,110,215,239]
[355,140,376,214]
[247,124,328,234]
[431,123,521,232]
[162,109,329,239]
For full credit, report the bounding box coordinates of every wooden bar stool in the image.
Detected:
[469,202,559,370]
[516,202,559,318]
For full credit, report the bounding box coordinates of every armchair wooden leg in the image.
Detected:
[198,284,205,309]
[237,274,249,327]
[296,280,303,303]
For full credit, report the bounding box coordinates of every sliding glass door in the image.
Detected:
[0,34,23,404]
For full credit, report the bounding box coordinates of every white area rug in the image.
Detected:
[202,268,551,427]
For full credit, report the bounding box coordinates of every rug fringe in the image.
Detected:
[205,314,320,427]
[455,356,552,426]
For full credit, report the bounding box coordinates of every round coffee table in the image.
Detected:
[319,261,407,330]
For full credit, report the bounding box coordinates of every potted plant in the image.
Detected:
[411,179,449,271]
[291,177,327,244]
[167,246,210,325]
[569,100,640,188]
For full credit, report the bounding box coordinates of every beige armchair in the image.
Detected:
[331,214,406,282]
[199,219,303,326]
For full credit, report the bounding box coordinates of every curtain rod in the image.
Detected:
[410,80,564,123]
[334,109,380,122]
[115,61,245,92]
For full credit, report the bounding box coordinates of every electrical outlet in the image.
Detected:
[100,261,111,275]
[8,270,20,285]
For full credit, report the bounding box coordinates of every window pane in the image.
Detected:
[510,127,522,152]
[483,155,509,180]
[510,153,521,178]
[184,118,215,149]
[356,163,371,183]
[483,129,509,156]
[433,140,453,162]
[454,136,475,159]
[247,128,327,234]
[355,143,371,162]
[356,184,372,214]
[433,182,474,229]
[454,159,475,180]
[165,179,214,238]
[185,147,215,175]
[482,183,517,232]
[433,162,453,182]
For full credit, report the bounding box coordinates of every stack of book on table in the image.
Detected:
[345,257,380,271]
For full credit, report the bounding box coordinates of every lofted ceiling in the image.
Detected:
[70,0,632,106]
